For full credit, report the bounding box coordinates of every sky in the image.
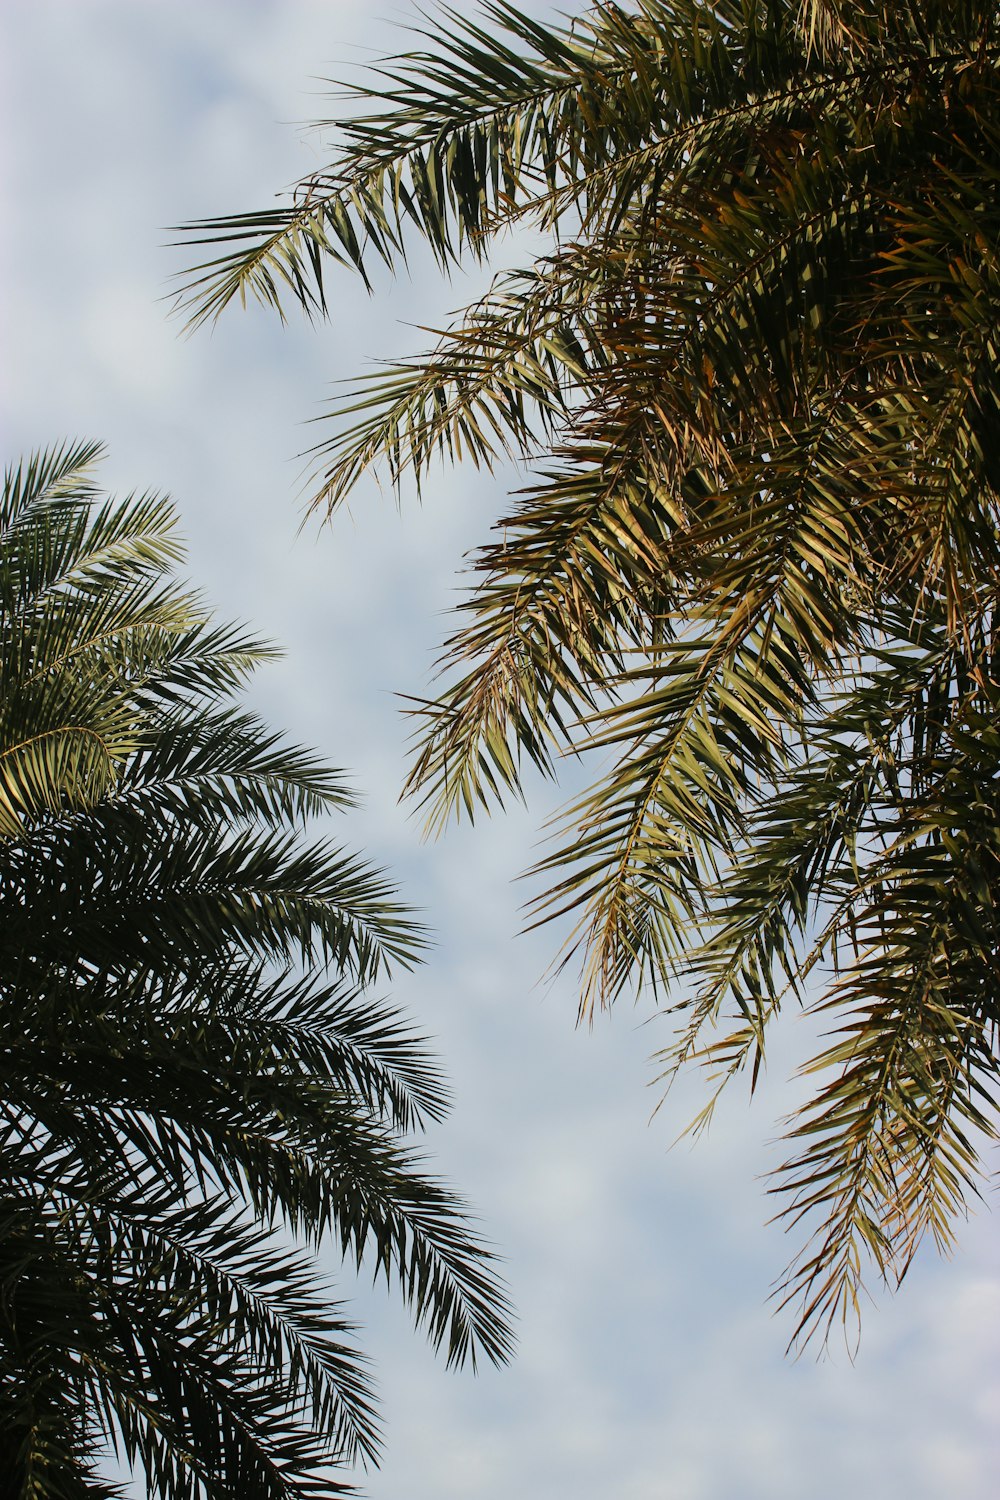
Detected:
[2,3,998,1497]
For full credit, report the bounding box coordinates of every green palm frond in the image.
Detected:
[306,258,594,509]
[0,447,513,1497]
[180,0,1000,1347]
[0,442,202,837]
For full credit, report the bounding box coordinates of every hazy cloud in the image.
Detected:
[2,3,997,1496]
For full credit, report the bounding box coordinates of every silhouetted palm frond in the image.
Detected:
[0,444,513,1497]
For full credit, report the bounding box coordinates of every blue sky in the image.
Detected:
[2,3,998,1496]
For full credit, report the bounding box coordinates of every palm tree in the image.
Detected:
[178,0,1000,1347]
[0,441,513,1497]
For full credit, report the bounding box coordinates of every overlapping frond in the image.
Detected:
[180,0,1000,1347]
[0,448,513,1496]
[0,441,196,837]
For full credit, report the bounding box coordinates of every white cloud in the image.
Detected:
[2,3,997,1497]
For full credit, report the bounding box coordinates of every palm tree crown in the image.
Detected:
[0,442,512,1497]
[179,0,1000,1347]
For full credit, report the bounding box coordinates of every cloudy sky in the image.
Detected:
[2,3,998,1496]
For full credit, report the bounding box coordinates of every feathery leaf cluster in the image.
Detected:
[178,0,1000,1347]
[0,443,513,1496]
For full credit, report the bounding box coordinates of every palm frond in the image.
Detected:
[0,446,513,1495]
[178,0,1000,1349]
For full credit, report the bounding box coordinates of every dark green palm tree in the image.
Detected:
[0,442,513,1497]
[179,0,1000,1347]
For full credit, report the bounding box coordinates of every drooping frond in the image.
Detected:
[179,0,1000,1348]
[0,446,513,1496]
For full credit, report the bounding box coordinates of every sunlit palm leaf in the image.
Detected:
[180,0,1000,1348]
